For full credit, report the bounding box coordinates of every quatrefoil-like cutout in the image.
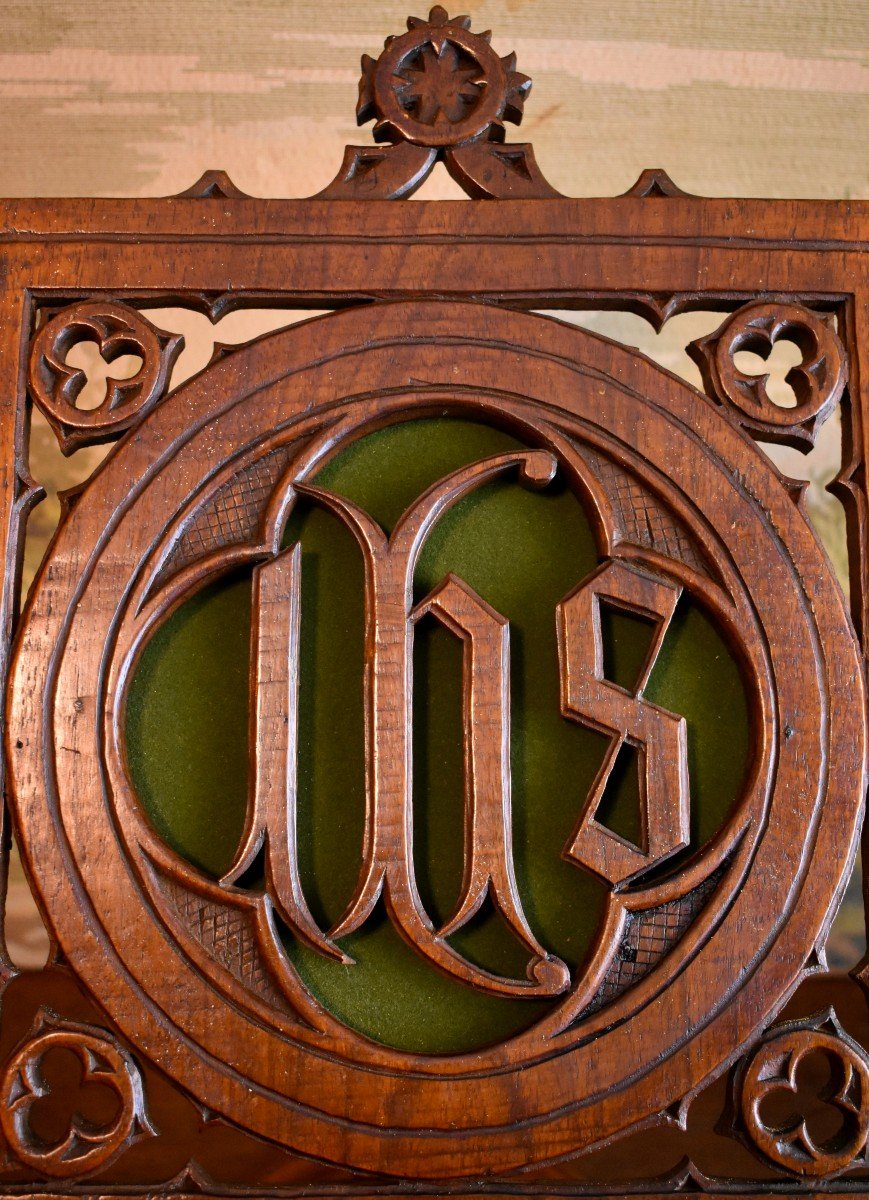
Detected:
[739,1015,869,1177]
[0,1015,153,1178]
[689,301,847,450]
[63,339,144,412]
[26,1044,122,1150]
[28,301,183,454]
[732,337,803,409]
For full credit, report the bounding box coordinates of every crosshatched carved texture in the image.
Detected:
[585,867,724,1015]
[578,445,708,577]
[153,447,293,591]
[153,870,296,1017]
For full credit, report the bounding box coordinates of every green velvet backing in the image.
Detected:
[126,418,748,1053]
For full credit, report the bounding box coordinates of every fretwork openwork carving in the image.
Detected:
[0,1013,151,1178]
[28,301,183,454]
[1,6,867,1194]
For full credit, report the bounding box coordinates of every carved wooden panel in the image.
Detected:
[1,7,869,1197]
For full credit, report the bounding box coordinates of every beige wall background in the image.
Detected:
[1,1,867,968]
[1,0,867,201]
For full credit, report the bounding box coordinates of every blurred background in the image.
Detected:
[1,0,867,970]
[1,0,866,200]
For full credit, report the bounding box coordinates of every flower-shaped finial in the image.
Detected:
[357,6,531,149]
[317,8,560,200]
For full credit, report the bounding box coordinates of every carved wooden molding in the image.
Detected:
[0,6,868,1197]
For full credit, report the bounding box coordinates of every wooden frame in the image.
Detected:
[1,7,869,1196]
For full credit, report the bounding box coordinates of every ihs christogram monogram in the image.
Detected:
[77,296,808,1050]
[217,443,689,1000]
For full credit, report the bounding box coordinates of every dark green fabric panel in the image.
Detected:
[126,573,251,878]
[126,417,748,1053]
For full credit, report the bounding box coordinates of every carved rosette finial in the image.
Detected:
[356,6,530,149]
[318,7,560,200]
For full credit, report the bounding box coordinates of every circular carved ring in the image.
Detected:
[28,300,182,454]
[0,1020,147,1177]
[740,1022,869,1177]
[7,302,864,1177]
[689,300,847,448]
